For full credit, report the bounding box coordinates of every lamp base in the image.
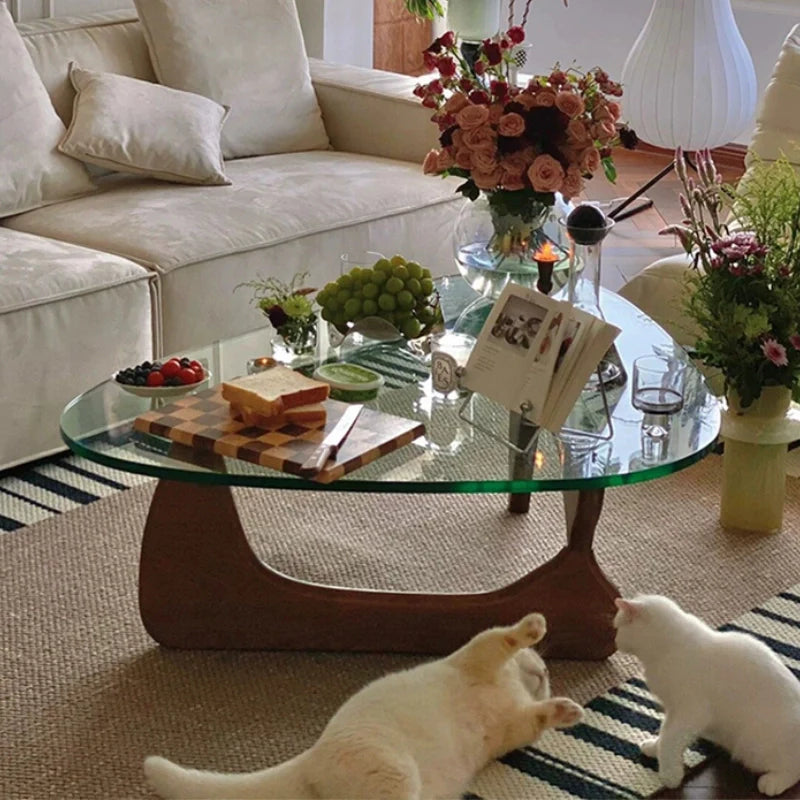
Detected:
[607,153,697,222]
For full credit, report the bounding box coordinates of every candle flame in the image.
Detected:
[534,241,558,262]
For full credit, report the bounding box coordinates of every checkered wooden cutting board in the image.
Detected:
[133,388,425,483]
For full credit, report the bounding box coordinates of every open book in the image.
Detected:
[461,283,621,433]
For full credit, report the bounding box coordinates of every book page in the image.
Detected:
[461,284,566,419]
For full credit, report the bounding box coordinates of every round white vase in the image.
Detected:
[445,0,502,41]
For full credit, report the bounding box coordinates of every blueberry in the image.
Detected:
[151,362,162,371]
[142,361,152,371]
[180,357,191,367]
[167,376,182,386]
[135,376,147,386]
[115,373,125,383]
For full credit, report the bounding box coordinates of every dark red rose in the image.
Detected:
[413,84,426,99]
[490,79,509,100]
[474,59,486,76]
[438,31,455,49]
[423,51,438,71]
[437,56,457,78]
[499,37,511,51]
[425,38,443,54]
[422,96,438,109]
[507,26,525,45]
[619,124,639,149]
[482,42,502,66]
[459,78,474,92]
[468,89,490,105]
[266,304,288,329]
[428,79,444,95]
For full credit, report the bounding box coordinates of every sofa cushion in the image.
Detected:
[133,0,329,160]
[0,228,154,470]
[4,151,464,352]
[59,63,230,186]
[0,3,96,219]
[4,151,461,275]
[19,10,154,127]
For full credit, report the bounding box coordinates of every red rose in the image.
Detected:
[423,51,438,71]
[438,31,455,49]
[474,59,486,76]
[490,80,509,101]
[499,37,511,51]
[428,79,444,95]
[267,305,288,329]
[507,26,525,45]
[459,78,474,91]
[413,84,426,99]
[422,96,438,109]
[483,42,502,66]
[468,89,490,105]
[437,56,457,78]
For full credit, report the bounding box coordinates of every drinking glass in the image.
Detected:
[340,250,384,274]
[631,355,686,460]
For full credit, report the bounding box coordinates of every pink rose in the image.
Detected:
[500,151,530,177]
[533,89,556,107]
[560,166,583,200]
[515,92,538,110]
[591,120,617,142]
[456,103,490,131]
[593,104,613,122]
[501,171,526,191]
[444,93,470,115]
[579,147,601,174]
[566,119,590,146]
[436,148,455,171]
[471,147,498,174]
[423,149,440,174]
[452,129,464,149]
[454,147,473,170]
[607,101,622,122]
[527,154,565,193]
[488,103,504,125]
[463,124,497,150]
[472,167,503,190]
[498,112,526,137]
[554,91,585,117]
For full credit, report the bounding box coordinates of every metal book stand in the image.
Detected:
[454,363,616,456]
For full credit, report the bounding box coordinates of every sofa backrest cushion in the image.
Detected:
[748,24,800,168]
[0,1,96,219]
[133,0,330,160]
[18,10,155,128]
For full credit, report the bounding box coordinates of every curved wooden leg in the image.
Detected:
[139,480,619,658]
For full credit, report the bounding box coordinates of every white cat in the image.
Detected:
[145,613,584,799]
[614,594,800,796]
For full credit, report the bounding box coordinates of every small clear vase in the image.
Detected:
[270,315,318,365]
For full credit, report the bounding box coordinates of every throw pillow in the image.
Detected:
[0,2,95,218]
[59,63,231,186]
[132,0,330,160]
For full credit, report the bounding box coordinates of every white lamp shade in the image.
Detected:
[621,0,757,150]
[446,0,502,42]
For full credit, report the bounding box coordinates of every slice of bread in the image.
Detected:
[229,401,327,429]
[221,366,329,418]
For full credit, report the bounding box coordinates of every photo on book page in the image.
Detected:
[461,284,566,418]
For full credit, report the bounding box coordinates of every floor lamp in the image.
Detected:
[610,0,757,222]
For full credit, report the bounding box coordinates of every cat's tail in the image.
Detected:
[144,752,312,799]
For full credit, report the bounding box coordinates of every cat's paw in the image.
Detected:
[658,765,684,789]
[758,772,794,797]
[640,738,659,759]
[546,698,584,728]
[507,613,546,648]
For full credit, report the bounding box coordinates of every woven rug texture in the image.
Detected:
[1,453,799,799]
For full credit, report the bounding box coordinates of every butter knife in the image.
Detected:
[299,403,363,475]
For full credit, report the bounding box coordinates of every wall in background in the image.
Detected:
[11,0,132,19]
[295,0,373,67]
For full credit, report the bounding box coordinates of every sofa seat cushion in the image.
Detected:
[0,228,151,314]
[0,228,154,470]
[4,151,462,275]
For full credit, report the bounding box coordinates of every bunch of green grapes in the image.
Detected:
[316,255,441,339]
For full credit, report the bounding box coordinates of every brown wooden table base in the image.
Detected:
[139,480,620,658]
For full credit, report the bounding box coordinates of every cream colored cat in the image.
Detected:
[145,613,584,799]
[615,594,800,796]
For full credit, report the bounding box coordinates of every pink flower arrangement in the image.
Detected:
[415,27,635,204]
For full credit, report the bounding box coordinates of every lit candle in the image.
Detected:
[246,356,277,375]
[533,241,559,295]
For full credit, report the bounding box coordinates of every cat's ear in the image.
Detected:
[614,598,640,624]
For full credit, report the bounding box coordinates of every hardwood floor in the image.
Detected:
[588,148,744,292]
[597,148,800,799]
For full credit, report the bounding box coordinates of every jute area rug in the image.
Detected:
[2,454,799,800]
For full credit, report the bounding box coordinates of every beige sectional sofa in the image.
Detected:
[0,8,463,470]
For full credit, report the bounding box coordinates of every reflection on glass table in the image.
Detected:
[60,283,720,661]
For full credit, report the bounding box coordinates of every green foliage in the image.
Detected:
[676,154,800,406]
[404,0,444,19]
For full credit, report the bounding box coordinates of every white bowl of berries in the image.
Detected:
[114,357,211,397]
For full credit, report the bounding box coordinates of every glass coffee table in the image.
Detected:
[61,286,720,660]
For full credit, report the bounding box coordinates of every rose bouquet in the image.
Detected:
[664,149,800,407]
[236,271,318,355]
[415,26,635,262]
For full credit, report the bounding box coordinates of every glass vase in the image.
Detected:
[270,315,318,365]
